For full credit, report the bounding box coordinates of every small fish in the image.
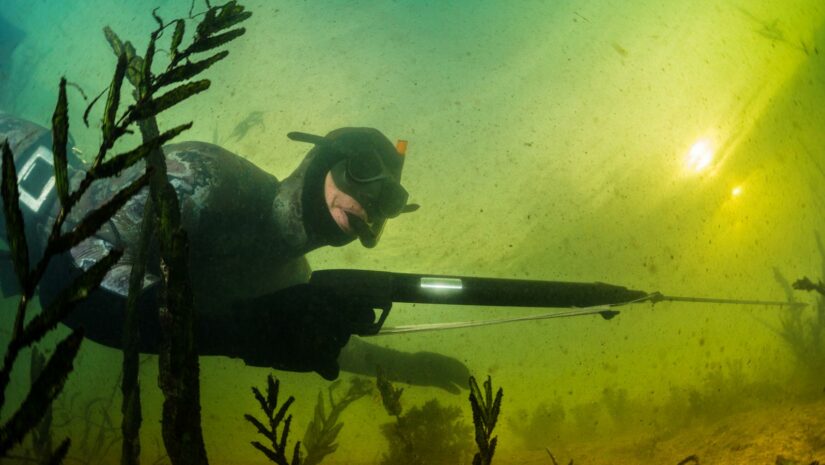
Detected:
[227,110,265,142]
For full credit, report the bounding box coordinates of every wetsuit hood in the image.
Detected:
[270,133,358,255]
[283,127,408,248]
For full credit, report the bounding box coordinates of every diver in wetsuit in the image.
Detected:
[0,113,470,393]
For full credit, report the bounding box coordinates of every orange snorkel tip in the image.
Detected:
[396,139,408,157]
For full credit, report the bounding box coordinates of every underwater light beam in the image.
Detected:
[684,138,715,173]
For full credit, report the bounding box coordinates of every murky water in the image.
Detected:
[1,1,824,463]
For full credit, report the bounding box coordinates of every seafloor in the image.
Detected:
[508,398,825,465]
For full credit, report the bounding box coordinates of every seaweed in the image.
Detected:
[302,378,372,465]
[244,374,301,465]
[97,3,250,464]
[0,57,162,457]
[545,448,573,465]
[469,375,503,465]
[29,347,53,460]
[0,2,248,462]
[379,399,473,465]
[509,401,566,449]
[376,366,403,418]
[774,232,825,383]
[601,387,630,425]
[375,369,473,465]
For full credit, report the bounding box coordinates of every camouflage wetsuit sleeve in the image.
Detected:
[40,141,311,358]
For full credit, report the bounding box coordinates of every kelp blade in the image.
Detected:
[0,140,29,287]
[0,329,84,455]
[18,249,123,349]
[101,51,128,146]
[51,172,150,254]
[95,122,192,179]
[154,51,228,90]
[131,80,210,120]
[51,78,70,207]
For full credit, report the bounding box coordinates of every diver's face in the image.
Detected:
[324,171,367,235]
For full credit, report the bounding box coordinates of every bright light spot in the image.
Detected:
[731,186,743,197]
[685,139,715,173]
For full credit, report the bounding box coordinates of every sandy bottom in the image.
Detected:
[502,398,825,465]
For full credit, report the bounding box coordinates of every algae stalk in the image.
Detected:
[29,347,52,460]
[244,374,302,465]
[469,375,503,465]
[302,378,372,465]
[120,198,153,465]
[100,3,251,464]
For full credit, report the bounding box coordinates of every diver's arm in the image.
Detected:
[338,337,470,394]
[44,250,360,380]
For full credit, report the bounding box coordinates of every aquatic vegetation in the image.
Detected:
[0,2,249,463]
[469,375,503,465]
[545,448,573,465]
[379,399,473,465]
[302,377,372,465]
[0,65,160,462]
[375,368,473,465]
[376,367,403,418]
[509,401,566,449]
[601,387,630,425]
[244,374,301,465]
[773,232,825,385]
[98,3,251,464]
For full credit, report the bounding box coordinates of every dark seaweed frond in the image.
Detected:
[0,139,29,294]
[244,374,301,465]
[302,378,372,465]
[469,375,503,465]
[99,5,250,464]
[376,366,403,418]
[379,398,473,465]
[165,1,251,80]
[0,329,84,453]
[29,348,52,459]
[0,3,248,461]
[51,78,70,207]
[44,438,71,465]
[776,232,825,384]
[153,51,228,90]
[93,123,192,179]
[17,250,123,351]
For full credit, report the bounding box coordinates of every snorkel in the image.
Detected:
[287,129,414,248]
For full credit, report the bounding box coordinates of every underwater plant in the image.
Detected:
[509,400,566,449]
[0,2,250,463]
[375,368,473,465]
[379,399,473,465]
[469,375,503,465]
[244,374,301,465]
[0,50,177,460]
[773,232,825,385]
[302,377,372,465]
[28,347,53,461]
[376,366,403,418]
[94,3,251,464]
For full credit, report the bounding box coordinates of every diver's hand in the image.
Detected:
[234,284,376,380]
[401,351,471,394]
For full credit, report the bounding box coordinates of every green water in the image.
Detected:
[2,0,825,463]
